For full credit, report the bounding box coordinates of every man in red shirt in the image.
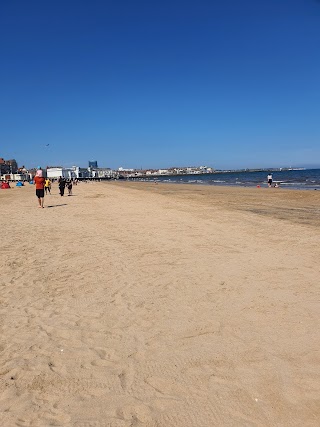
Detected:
[33,169,45,208]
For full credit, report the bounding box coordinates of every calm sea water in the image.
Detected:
[135,169,320,190]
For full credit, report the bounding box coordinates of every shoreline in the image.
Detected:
[124,167,320,191]
[126,177,320,191]
[129,178,320,190]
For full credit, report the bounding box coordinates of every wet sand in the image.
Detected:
[0,182,319,426]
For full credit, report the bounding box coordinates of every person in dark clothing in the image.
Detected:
[58,177,66,196]
[67,179,73,196]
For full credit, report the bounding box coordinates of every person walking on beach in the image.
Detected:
[67,179,73,196]
[58,177,66,196]
[34,169,45,208]
[267,173,273,187]
[44,178,51,195]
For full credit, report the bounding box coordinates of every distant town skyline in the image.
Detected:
[1,1,319,170]
[1,153,319,173]
[1,153,318,174]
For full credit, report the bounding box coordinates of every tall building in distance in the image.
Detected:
[89,160,98,168]
[0,157,18,175]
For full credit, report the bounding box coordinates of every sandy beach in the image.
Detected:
[0,181,319,427]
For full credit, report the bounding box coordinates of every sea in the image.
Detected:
[133,169,320,190]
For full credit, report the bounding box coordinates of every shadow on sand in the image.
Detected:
[47,204,67,208]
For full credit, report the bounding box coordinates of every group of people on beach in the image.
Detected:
[33,168,76,208]
[32,170,279,208]
[58,177,73,197]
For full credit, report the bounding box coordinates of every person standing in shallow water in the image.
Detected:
[58,177,66,196]
[267,173,273,187]
[34,169,45,208]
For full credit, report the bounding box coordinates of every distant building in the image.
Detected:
[47,166,90,179]
[0,173,30,182]
[118,167,134,172]
[89,161,98,168]
[8,159,18,173]
[0,157,18,175]
[91,168,114,178]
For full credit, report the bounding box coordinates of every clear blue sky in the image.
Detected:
[1,0,319,170]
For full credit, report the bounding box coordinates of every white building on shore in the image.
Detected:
[91,168,114,178]
[47,166,114,179]
[47,166,91,179]
[1,173,31,181]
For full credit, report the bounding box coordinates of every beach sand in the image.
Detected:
[0,182,319,427]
